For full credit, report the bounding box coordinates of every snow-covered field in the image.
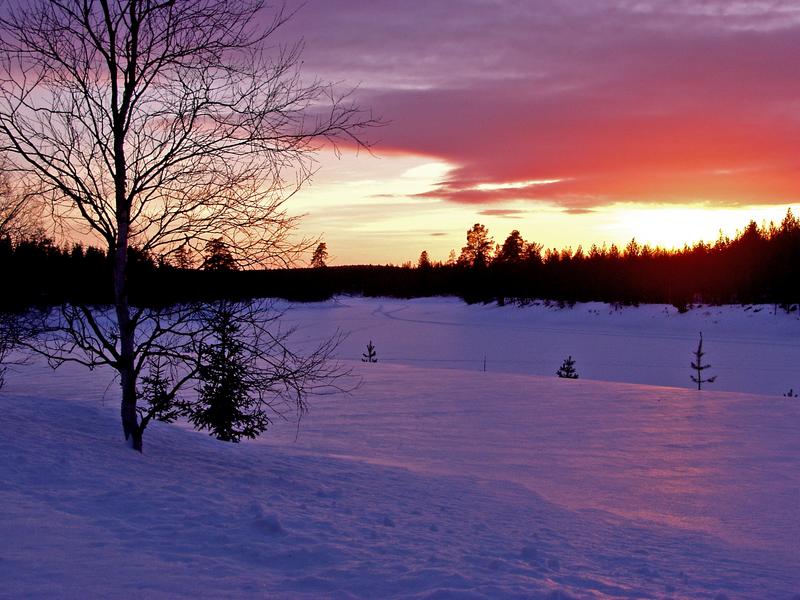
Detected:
[2,298,799,599]
[283,297,800,396]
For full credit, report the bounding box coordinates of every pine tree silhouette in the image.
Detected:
[556,355,578,379]
[690,332,717,390]
[190,307,266,441]
[310,242,328,268]
[362,340,378,363]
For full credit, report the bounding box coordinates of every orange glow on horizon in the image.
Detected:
[292,152,800,265]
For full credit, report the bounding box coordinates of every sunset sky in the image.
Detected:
[276,1,800,265]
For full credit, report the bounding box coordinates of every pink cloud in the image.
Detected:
[278,1,800,209]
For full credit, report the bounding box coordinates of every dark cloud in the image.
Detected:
[278,1,800,210]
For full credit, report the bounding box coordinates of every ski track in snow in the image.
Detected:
[2,298,799,599]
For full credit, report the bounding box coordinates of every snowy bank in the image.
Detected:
[0,299,800,600]
[2,354,798,598]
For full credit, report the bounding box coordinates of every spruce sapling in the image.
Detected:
[362,340,378,363]
[690,332,717,390]
[556,355,579,379]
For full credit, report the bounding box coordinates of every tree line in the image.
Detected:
[2,210,799,311]
[434,213,800,310]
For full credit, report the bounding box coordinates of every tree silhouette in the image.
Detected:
[189,306,261,442]
[458,223,494,268]
[418,250,431,269]
[494,230,526,265]
[556,355,579,379]
[690,332,717,390]
[0,0,374,451]
[186,301,347,442]
[362,341,378,363]
[136,357,181,433]
[171,246,195,270]
[203,238,238,271]
[310,243,329,268]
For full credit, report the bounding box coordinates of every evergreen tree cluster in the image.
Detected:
[0,235,153,309]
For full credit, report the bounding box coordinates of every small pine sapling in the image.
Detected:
[556,355,579,379]
[690,332,717,390]
[362,340,378,363]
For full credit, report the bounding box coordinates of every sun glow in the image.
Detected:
[290,150,800,265]
[604,204,800,250]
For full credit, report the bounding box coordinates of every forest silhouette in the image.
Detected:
[2,210,798,311]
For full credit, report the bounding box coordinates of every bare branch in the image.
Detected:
[0,0,374,450]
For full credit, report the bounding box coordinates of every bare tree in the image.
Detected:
[0,0,373,450]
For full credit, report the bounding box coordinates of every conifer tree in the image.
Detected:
[362,341,378,363]
[190,305,266,442]
[418,250,431,269]
[458,223,494,268]
[311,243,329,268]
[556,355,579,379]
[494,230,526,265]
[202,238,238,271]
[690,332,717,390]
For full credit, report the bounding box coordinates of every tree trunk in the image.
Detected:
[115,233,141,451]
[112,59,140,449]
[120,363,142,451]
[113,147,139,449]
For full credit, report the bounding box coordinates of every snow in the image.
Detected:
[280,297,800,396]
[1,298,799,599]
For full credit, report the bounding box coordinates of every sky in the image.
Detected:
[274,0,800,265]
